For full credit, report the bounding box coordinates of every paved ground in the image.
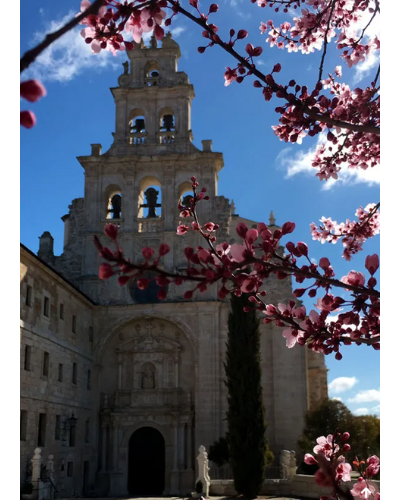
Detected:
[64,497,301,500]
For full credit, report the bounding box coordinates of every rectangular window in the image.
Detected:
[72,363,77,385]
[25,285,32,307]
[69,425,76,447]
[42,351,49,377]
[87,369,91,390]
[43,296,50,317]
[24,345,32,371]
[38,413,47,447]
[67,462,74,477]
[20,410,28,441]
[55,415,61,440]
[59,303,64,320]
[85,419,90,443]
[72,315,77,334]
[58,363,63,382]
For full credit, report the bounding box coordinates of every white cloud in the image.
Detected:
[276,134,380,190]
[331,397,342,402]
[24,11,185,83]
[328,376,358,394]
[353,52,379,84]
[371,404,380,415]
[348,389,380,403]
[353,407,370,416]
[24,11,123,83]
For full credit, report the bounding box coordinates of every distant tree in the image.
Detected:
[225,292,268,498]
[351,414,380,461]
[298,399,380,474]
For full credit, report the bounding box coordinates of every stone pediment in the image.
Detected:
[116,336,182,354]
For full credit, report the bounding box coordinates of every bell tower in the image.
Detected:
[55,32,233,304]
[111,33,195,152]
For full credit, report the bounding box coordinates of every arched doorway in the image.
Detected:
[128,427,165,495]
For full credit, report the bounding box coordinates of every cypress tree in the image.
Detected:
[224,292,267,499]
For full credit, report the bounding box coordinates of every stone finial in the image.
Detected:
[31,448,42,484]
[269,210,276,226]
[196,445,211,497]
[202,140,212,152]
[38,231,54,259]
[150,35,157,49]
[166,31,172,38]
[91,144,102,156]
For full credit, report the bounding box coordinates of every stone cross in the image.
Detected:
[196,445,210,497]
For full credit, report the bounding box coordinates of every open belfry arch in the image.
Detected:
[20,33,327,497]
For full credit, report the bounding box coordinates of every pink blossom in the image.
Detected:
[366,456,380,477]
[20,80,47,103]
[351,479,377,499]
[341,271,365,288]
[365,254,379,275]
[335,459,352,482]
[104,223,118,241]
[224,67,238,86]
[20,111,36,129]
[142,247,154,260]
[304,453,317,465]
[99,263,114,280]
[177,224,189,235]
[313,435,339,457]
[229,244,246,263]
[282,328,301,348]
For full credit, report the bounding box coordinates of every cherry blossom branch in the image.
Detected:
[354,3,380,45]
[166,1,380,136]
[317,0,336,83]
[373,65,380,87]
[20,0,107,73]
[251,258,379,298]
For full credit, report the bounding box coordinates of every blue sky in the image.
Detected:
[20,1,380,417]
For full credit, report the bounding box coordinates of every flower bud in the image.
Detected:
[237,29,248,39]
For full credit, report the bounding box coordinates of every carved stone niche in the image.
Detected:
[116,333,183,396]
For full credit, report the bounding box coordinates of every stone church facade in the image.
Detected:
[20,34,327,497]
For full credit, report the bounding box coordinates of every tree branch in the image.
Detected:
[20,0,106,73]
[317,0,336,82]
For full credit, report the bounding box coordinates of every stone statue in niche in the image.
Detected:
[122,61,129,74]
[141,364,156,389]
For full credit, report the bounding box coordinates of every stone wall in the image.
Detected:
[210,475,380,499]
[20,246,97,497]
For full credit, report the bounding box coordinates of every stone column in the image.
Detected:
[178,421,185,471]
[101,425,107,472]
[113,425,119,470]
[169,419,180,495]
[117,354,123,390]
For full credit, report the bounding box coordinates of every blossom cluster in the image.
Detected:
[20,80,47,128]
[96,177,380,359]
[259,0,380,62]
[304,431,380,500]
[310,203,380,260]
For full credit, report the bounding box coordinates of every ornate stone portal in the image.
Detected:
[98,318,195,496]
